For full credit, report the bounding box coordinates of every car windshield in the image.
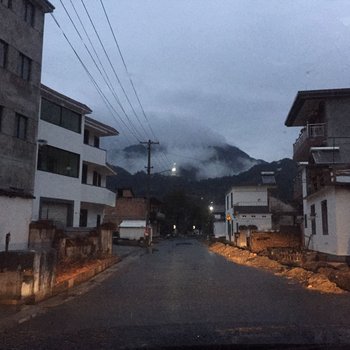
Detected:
[1,1,350,349]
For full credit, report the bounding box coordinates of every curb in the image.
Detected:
[0,248,143,332]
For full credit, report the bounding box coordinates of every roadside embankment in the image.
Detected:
[209,242,346,294]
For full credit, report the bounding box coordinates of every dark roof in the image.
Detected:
[41,84,92,115]
[85,116,119,136]
[233,206,270,214]
[285,88,350,127]
[33,0,55,12]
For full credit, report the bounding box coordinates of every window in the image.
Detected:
[230,193,233,208]
[38,145,80,178]
[226,195,229,210]
[79,209,88,227]
[251,215,256,218]
[321,200,328,235]
[94,136,100,148]
[16,113,27,140]
[41,98,82,133]
[0,106,3,132]
[82,164,88,184]
[0,40,8,68]
[84,129,89,144]
[0,0,12,8]
[18,53,31,81]
[24,0,35,26]
[96,215,101,227]
[93,171,102,187]
[304,214,307,228]
[310,204,316,235]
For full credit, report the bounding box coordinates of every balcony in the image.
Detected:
[81,184,115,206]
[82,144,107,167]
[293,123,326,161]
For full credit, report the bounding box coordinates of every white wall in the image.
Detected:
[213,221,226,238]
[229,187,269,206]
[119,227,144,240]
[0,197,32,251]
[80,203,104,228]
[304,186,350,256]
[234,213,272,231]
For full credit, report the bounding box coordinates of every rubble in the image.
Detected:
[209,242,346,294]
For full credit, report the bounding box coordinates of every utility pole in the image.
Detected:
[140,140,159,246]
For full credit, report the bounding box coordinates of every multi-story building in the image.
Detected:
[225,173,276,239]
[285,88,350,258]
[0,0,54,250]
[32,85,118,228]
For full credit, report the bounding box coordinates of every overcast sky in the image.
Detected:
[42,0,350,171]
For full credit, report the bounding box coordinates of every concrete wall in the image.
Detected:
[0,250,56,303]
[226,186,269,208]
[0,2,47,194]
[249,232,301,253]
[213,221,226,238]
[0,196,32,251]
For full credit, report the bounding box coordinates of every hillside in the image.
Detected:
[107,158,298,206]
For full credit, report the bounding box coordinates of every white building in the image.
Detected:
[285,88,350,258]
[225,173,276,240]
[32,85,118,228]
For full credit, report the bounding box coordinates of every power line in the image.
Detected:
[80,0,151,142]
[50,13,139,144]
[98,0,172,167]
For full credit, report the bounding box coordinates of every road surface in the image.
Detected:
[1,239,350,349]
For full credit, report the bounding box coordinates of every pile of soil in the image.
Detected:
[209,242,345,294]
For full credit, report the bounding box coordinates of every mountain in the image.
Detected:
[107,158,298,205]
[106,142,264,180]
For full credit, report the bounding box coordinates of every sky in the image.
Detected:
[42,0,350,174]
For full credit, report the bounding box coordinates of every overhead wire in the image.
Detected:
[50,13,138,145]
[98,0,172,168]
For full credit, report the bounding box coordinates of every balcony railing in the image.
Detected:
[293,123,326,161]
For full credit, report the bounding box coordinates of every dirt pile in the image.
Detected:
[209,242,345,294]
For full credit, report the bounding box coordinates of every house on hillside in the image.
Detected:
[285,88,350,259]
[32,85,118,229]
[0,0,54,251]
[103,188,165,238]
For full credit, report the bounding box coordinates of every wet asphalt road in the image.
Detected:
[1,239,350,349]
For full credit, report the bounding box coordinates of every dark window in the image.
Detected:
[82,164,88,184]
[0,0,12,8]
[18,53,31,81]
[304,214,307,228]
[79,209,88,227]
[230,193,233,208]
[38,145,80,178]
[84,129,89,144]
[321,200,328,235]
[94,136,100,148]
[24,0,35,26]
[93,171,102,187]
[0,40,8,68]
[16,113,27,140]
[310,204,316,235]
[41,98,82,133]
[0,106,3,132]
[96,215,101,227]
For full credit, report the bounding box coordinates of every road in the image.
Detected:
[1,239,350,349]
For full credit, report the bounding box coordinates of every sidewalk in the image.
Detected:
[0,245,142,332]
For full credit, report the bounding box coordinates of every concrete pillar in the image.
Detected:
[73,201,81,227]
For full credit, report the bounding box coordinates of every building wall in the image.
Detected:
[303,186,350,256]
[0,197,32,251]
[0,2,47,193]
[0,2,52,250]
[226,187,269,209]
[213,221,226,238]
